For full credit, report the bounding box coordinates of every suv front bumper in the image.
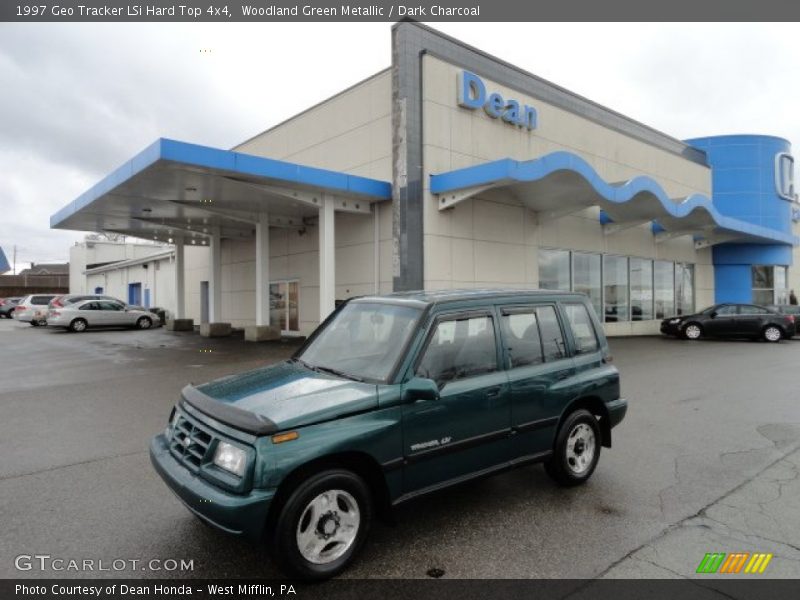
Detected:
[149,434,275,541]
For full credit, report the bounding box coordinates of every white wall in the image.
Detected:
[85,254,175,313]
[70,241,170,294]
[212,70,394,334]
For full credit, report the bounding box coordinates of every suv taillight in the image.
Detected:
[786,315,795,323]
[17,306,27,312]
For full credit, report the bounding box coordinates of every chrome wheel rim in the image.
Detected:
[765,327,781,342]
[565,423,596,475]
[73,320,86,332]
[139,318,151,329]
[685,324,701,339]
[296,489,360,565]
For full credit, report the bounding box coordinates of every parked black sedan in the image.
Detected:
[766,305,800,337]
[660,303,796,342]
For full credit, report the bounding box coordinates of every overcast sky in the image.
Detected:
[1,22,797,271]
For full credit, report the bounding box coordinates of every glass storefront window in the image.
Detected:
[775,266,788,305]
[538,248,570,291]
[629,258,653,321]
[654,261,675,319]
[675,263,695,316]
[270,280,300,332]
[572,252,601,317]
[603,255,628,322]
[752,265,787,306]
[536,248,693,322]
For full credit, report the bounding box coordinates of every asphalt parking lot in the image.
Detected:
[0,318,799,580]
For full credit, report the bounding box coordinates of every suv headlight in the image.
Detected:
[213,441,247,477]
[669,318,682,324]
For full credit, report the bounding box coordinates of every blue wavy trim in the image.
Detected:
[430,151,797,245]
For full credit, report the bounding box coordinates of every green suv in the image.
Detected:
[150,289,626,579]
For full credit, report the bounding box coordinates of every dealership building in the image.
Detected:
[54,22,799,339]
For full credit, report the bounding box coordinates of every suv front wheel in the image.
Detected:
[545,409,601,486]
[271,469,372,580]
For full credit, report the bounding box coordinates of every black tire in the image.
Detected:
[762,325,783,343]
[270,469,372,581]
[681,322,703,340]
[29,321,38,327]
[545,409,601,487]
[69,318,88,333]
[136,316,153,330]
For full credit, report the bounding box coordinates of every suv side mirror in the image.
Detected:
[710,311,718,318]
[402,377,440,403]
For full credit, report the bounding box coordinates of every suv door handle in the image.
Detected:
[555,371,570,380]
[486,386,502,398]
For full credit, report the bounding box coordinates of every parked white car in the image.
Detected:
[14,294,59,326]
[47,299,155,332]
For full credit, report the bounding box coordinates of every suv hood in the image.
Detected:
[191,360,377,432]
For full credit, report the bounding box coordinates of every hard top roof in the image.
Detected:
[352,288,585,308]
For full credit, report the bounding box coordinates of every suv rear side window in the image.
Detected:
[536,305,566,361]
[31,296,54,305]
[500,310,544,368]
[417,315,497,386]
[564,303,600,354]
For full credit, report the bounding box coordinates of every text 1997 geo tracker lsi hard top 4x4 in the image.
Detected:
[150,289,627,579]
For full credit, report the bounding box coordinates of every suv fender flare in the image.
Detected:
[265,451,392,536]
[556,396,612,448]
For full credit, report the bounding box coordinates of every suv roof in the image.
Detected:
[352,288,586,308]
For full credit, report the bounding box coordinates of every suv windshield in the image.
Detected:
[298,302,421,383]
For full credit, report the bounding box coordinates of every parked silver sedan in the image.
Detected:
[47,299,155,332]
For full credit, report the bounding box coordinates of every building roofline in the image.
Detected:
[393,21,707,166]
[232,67,392,151]
[83,250,174,275]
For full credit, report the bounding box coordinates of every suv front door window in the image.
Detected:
[402,312,511,493]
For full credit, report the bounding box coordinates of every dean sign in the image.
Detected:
[458,70,537,131]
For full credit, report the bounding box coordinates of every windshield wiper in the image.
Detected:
[292,358,364,382]
[311,364,365,382]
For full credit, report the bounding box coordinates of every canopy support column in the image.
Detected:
[201,228,231,337]
[166,239,194,331]
[319,194,336,323]
[246,213,281,342]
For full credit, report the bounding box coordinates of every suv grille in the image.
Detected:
[169,412,214,471]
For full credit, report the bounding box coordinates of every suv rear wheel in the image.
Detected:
[271,469,372,580]
[545,409,601,486]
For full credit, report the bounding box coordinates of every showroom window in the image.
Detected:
[572,252,602,316]
[675,263,695,316]
[629,258,653,321]
[537,248,693,322]
[753,265,788,305]
[774,266,788,305]
[538,248,570,291]
[654,261,675,319]
[603,255,629,322]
